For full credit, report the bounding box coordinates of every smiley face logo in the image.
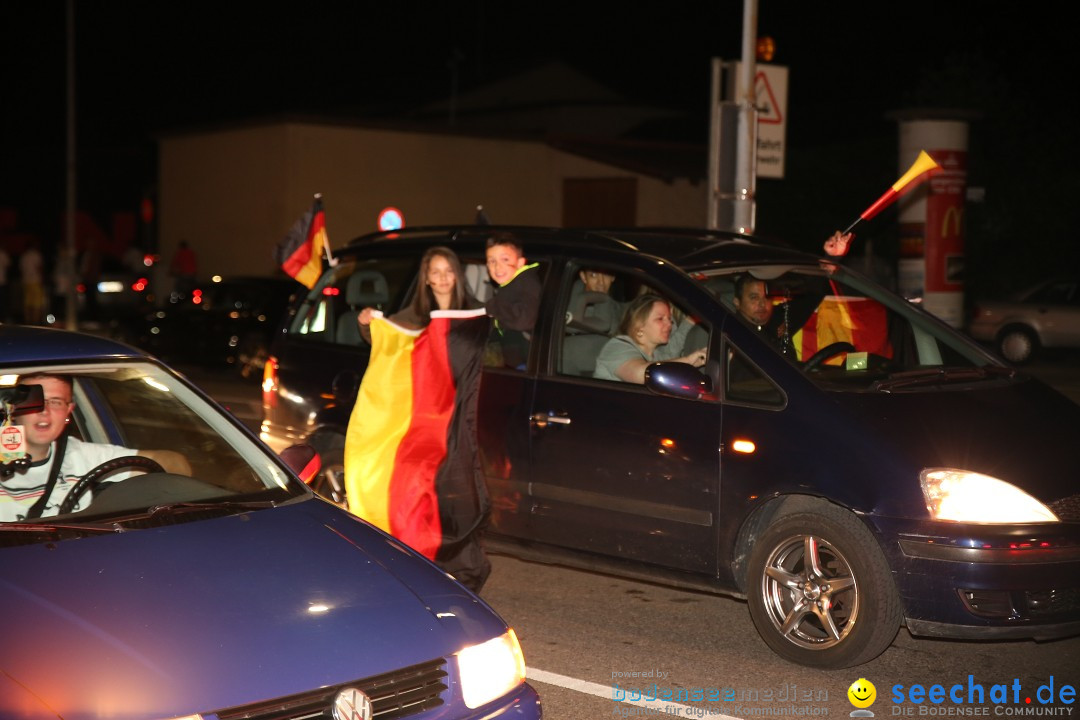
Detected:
[848,678,877,709]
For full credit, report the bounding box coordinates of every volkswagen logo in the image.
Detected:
[332,687,373,720]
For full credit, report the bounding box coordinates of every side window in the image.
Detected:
[287,257,416,346]
[483,261,549,372]
[724,341,785,406]
[556,265,712,384]
[558,264,628,378]
[1030,281,1076,305]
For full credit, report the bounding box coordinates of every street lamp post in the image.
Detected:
[733,0,759,235]
[65,0,78,330]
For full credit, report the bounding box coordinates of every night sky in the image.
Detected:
[2,2,1075,292]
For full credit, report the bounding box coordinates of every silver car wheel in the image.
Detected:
[999,327,1035,364]
[758,532,858,650]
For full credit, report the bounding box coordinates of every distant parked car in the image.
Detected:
[968,277,1080,364]
[77,254,154,318]
[132,275,297,377]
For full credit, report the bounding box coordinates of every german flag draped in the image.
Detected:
[791,296,893,364]
[276,195,329,289]
[344,308,491,574]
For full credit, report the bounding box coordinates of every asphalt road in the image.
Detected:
[179,358,1080,720]
[482,553,1080,720]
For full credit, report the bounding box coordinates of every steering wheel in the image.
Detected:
[803,341,856,371]
[58,455,165,515]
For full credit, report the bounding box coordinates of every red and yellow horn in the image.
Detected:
[844,150,943,234]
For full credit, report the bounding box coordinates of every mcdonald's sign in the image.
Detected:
[925,169,966,293]
[941,205,964,238]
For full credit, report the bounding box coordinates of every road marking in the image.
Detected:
[527,667,736,719]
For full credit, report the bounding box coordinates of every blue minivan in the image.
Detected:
[0,325,541,720]
[261,225,1080,668]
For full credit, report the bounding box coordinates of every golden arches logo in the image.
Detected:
[941,206,964,238]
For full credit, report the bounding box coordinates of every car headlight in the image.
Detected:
[921,468,1059,523]
[457,629,527,709]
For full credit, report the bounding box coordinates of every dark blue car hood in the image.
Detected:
[0,500,499,720]
[834,375,1080,509]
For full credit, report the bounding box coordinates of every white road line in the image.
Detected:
[527,667,737,719]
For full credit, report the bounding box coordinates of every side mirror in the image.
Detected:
[644,361,714,400]
[0,384,45,421]
[279,444,321,484]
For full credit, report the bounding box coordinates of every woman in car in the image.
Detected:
[357,246,480,340]
[593,293,707,383]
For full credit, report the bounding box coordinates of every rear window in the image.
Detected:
[285,254,494,347]
[286,257,417,346]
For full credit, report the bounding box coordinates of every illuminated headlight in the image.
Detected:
[456,629,526,709]
[921,468,1059,523]
[97,280,125,293]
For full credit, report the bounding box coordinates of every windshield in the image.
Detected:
[1,361,306,528]
[695,261,1005,391]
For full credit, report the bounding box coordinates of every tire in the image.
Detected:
[309,441,348,509]
[997,325,1038,365]
[747,503,902,668]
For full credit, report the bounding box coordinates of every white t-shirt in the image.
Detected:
[0,437,138,522]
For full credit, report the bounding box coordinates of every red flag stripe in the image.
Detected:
[386,318,456,559]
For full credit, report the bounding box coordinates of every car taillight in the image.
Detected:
[262,355,278,408]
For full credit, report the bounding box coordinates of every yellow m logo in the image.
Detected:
[941,206,964,237]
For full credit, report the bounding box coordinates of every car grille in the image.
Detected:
[1025,588,1080,617]
[1049,494,1080,522]
[961,588,1080,619]
[213,658,448,720]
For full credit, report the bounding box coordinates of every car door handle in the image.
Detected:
[530,412,571,428]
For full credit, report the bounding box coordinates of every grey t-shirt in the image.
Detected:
[593,321,694,381]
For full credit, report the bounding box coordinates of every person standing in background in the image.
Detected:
[0,245,10,323]
[169,240,198,297]
[19,238,45,325]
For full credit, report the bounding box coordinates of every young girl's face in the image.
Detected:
[427,254,457,299]
[486,243,525,286]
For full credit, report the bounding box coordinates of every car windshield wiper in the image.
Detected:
[0,521,122,535]
[871,366,1016,392]
[144,499,279,517]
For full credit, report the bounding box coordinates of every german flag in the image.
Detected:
[344,309,490,563]
[792,295,893,365]
[277,195,329,289]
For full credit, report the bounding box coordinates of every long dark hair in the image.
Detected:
[410,246,467,322]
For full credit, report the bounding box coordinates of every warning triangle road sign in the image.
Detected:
[755,70,782,125]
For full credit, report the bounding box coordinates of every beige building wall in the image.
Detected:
[158,121,706,283]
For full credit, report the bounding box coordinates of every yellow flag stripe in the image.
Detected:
[344,318,416,531]
[294,226,327,289]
